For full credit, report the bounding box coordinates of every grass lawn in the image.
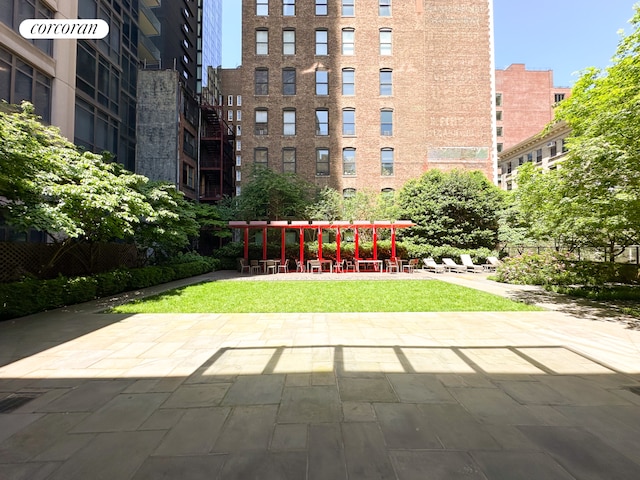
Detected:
[109,280,542,314]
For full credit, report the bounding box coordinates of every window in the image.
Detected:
[316,0,327,15]
[562,138,568,153]
[236,155,242,166]
[381,188,394,195]
[283,0,295,16]
[536,148,543,163]
[236,125,242,136]
[379,29,392,55]
[255,109,268,135]
[342,0,354,16]
[316,148,330,176]
[227,95,233,106]
[183,130,196,158]
[554,93,565,103]
[237,95,242,106]
[380,69,392,95]
[236,110,242,121]
[315,30,328,55]
[380,110,393,136]
[496,126,503,137]
[507,162,512,174]
[255,68,269,95]
[283,29,295,55]
[282,68,296,95]
[227,110,233,121]
[497,143,503,153]
[342,109,355,136]
[379,0,391,16]
[343,148,356,176]
[182,163,195,189]
[256,0,268,16]
[283,148,296,173]
[549,141,557,157]
[381,148,394,176]
[527,152,533,162]
[256,30,268,55]
[342,29,355,55]
[518,156,524,166]
[283,110,296,135]
[343,188,356,198]
[315,69,328,95]
[342,68,355,95]
[236,140,242,151]
[495,93,502,106]
[496,110,502,121]
[254,148,268,166]
[315,109,329,136]
[236,171,242,182]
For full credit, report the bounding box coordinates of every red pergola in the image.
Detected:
[228,220,415,267]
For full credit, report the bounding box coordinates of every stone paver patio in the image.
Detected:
[1,270,640,479]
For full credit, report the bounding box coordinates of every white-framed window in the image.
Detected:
[236,155,242,166]
[379,29,392,55]
[315,29,328,55]
[342,109,355,136]
[381,148,394,176]
[380,69,392,95]
[236,125,242,136]
[316,148,330,176]
[256,29,268,55]
[342,29,354,55]
[283,0,295,16]
[343,148,356,176]
[256,0,268,16]
[227,110,233,121]
[236,170,242,182]
[236,110,242,121]
[236,95,242,106]
[379,0,391,16]
[342,68,355,95]
[236,140,241,151]
[315,109,329,136]
[283,110,296,135]
[227,95,233,106]
[380,109,393,136]
[342,0,354,16]
[283,29,295,55]
[316,69,328,95]
[315,0,327,15]
[255,109,268,135]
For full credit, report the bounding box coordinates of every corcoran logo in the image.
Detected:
[19,19,109,39]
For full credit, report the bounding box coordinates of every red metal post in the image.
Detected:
[281,228,286,264]
[372,227,378,260]
[336,228,341,266]
[299,228,304,267]
[391,227,396,259]
[355,228,360,260]
[244,228,249,260]
[318,227,323,260]
[262,227,267,260]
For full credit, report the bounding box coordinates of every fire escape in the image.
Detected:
[199,103,235,203]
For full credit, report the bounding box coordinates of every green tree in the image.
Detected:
[395,169,503,249]
[548,6,640,258]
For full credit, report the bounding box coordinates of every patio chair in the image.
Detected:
[266,259,277,274]
[403,258,419,273]
[460,254,484,273]
[308,259,322,273]
[442,258,467,273]
[239,258,251,274]
[344,259,355,272]
[484,256,503,272]
[277,259,289,273]
[334,260,344,273]
[386,258,399,273]
[295,259,305,272]
[423,257,445,274]
[250,259,262,275]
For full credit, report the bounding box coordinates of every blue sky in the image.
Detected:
[221,0,637,87]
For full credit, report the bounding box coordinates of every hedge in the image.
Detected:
[0,257,220,321]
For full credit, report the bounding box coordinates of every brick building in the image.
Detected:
[227,0,496,196]
[495,63,571,153]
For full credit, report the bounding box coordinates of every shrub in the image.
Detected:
[94,269,132,297]
[494,252,581,285]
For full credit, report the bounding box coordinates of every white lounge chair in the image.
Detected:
[460,254,484,273]
[423,257,445,273]
[484,256,503,272]
[442,258,467,273]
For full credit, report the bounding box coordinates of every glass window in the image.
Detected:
[343,188,356,198]
[342,0,354,16]
[256,0,268,16]
[283,110,296,135]
[496,110,502,121]
[381,110,392,136]
[227,95,233,106]
[237,95,242,106]
[342,68,355,95]
[342,109,355,136]
[343,148,356,176]
[536,148,542,162]
[315,69,328,95]
[255,110,268,135]
[237,110,242,121]
[380,69,392,95]
[379,0,391,16]
[496,126,503,137]
[315,30,328,55]
[255,68,269,95]
[495,93,502,106]
[283,148,296,173]
[283,0,295,16]
[227,110,233,121]
[256,30,268,55]
[380,29,392,55]
[342,29,354,55]
[316,148,330,176]
[283,68,296,95]
[315,109,329,136]
[316,0,327,15]
[381,148,394,176]
[283,29,295,55]
[255,148,268,166]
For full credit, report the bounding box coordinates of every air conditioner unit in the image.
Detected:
[382,130,392,136]
[546,141,556,147]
